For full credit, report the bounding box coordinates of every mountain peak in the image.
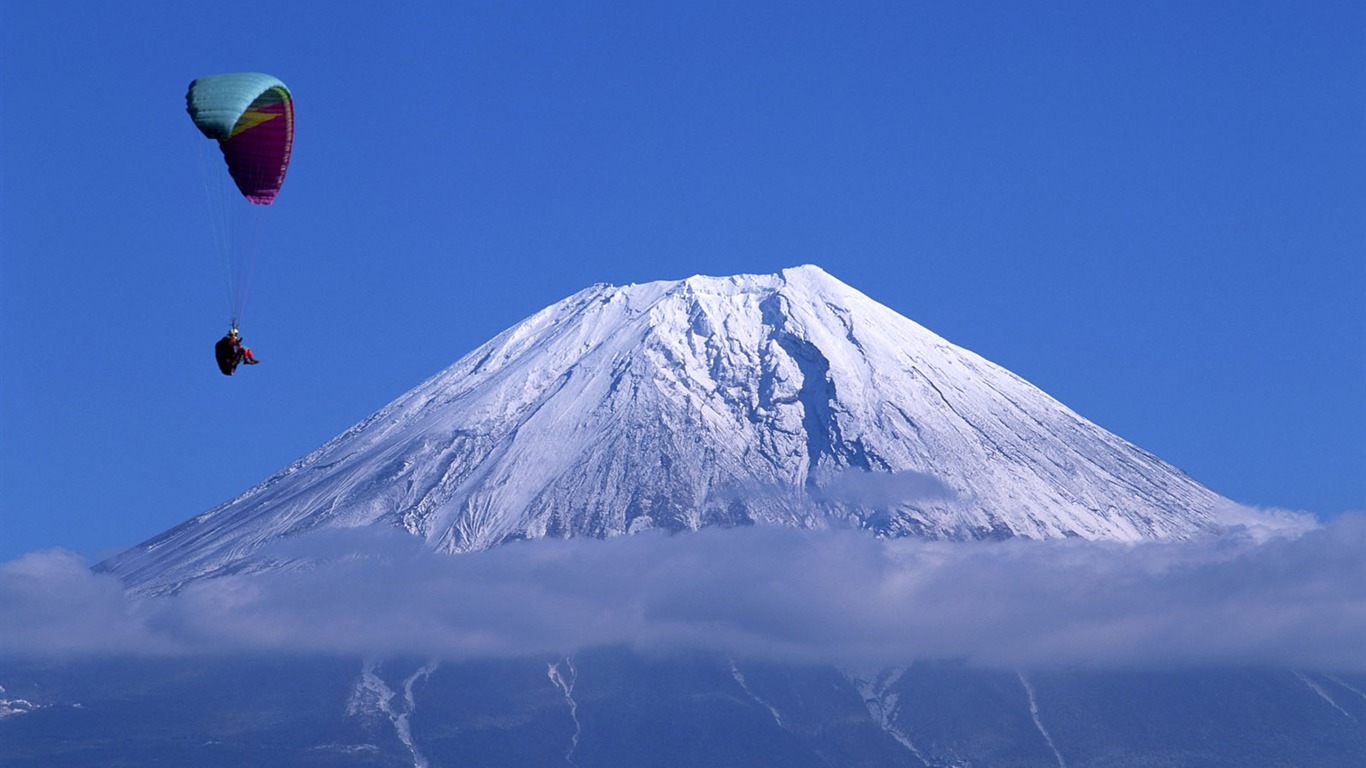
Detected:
[104,266,1225,593]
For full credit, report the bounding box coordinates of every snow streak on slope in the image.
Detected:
[848,668,929,765]
[548,656,581,765]
[1020,673,1067,768]
[347,660,438,768]
[103,266,1225,593]
[1296,672,1357,722]
[730,660,785,728]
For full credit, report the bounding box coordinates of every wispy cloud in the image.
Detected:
[811,468,956,507]
[2,513,1362,670]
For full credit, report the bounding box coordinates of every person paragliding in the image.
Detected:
[186,72,294,375]
[214,328,260,376]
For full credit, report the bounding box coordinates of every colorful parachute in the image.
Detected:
[186,73,294,332]
[186,73,294,204]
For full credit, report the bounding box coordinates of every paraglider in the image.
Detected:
[214,328,260,376]
[186,72,294,374]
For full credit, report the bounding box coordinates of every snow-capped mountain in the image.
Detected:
[103,265,1225,592]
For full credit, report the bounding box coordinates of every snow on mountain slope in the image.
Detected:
[103,266,1225,593]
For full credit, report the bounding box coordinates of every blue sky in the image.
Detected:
[2,1,1362,563]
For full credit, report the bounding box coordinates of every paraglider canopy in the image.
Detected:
[186,73,294,204]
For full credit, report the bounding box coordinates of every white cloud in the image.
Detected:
[812,468,956,507]
[2,515,1363,670]
[0,549,178,657]
[1211,499,1321,541]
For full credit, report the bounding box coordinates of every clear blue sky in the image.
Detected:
[2,1,1362,563]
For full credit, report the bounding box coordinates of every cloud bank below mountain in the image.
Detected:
[3,509,1361,670]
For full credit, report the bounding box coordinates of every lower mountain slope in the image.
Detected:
[4,654,1362,768]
